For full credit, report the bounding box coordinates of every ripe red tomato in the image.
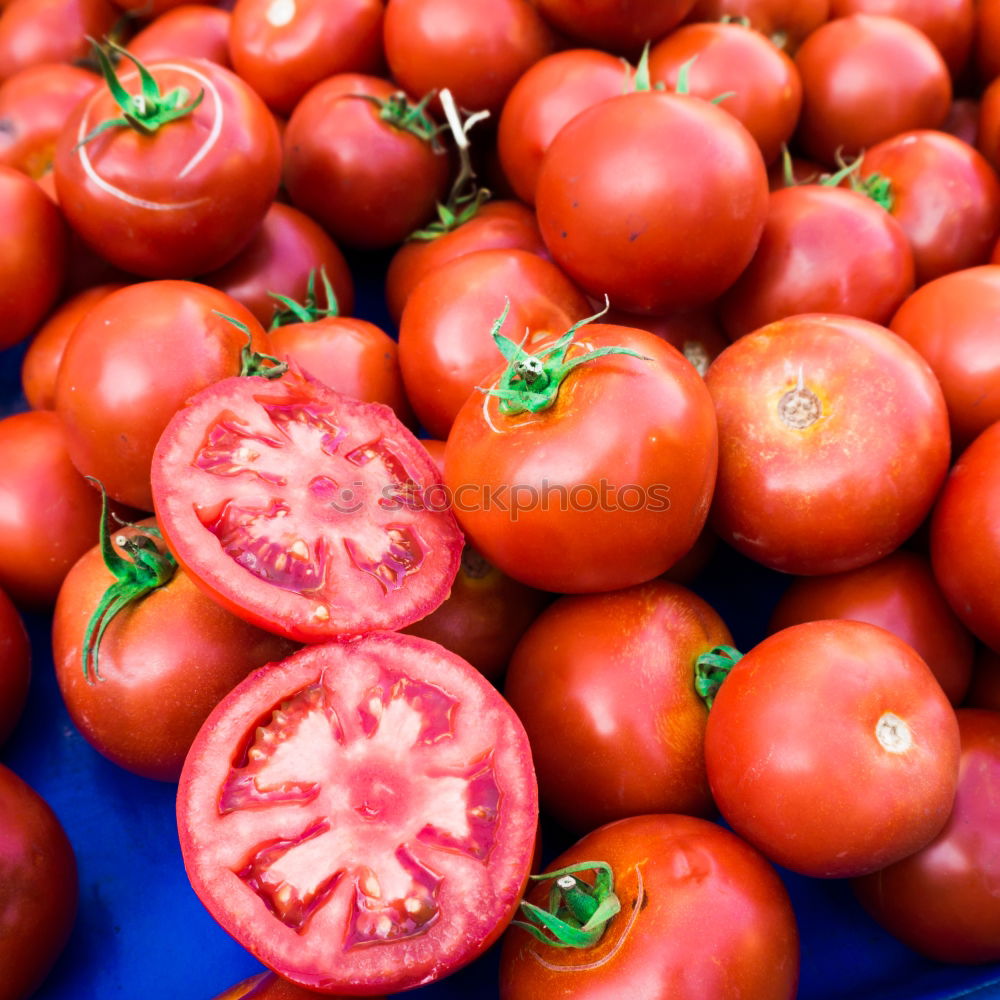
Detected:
[705,619,961,878]
[535,89,768,314]
[532,0,696,54]
[151,367,463,640]
[178,634,538,994]
[685,0,829,53]
[0,585,29,745]
[977,0,1000,83]
[603,305,729,376]
[504,580,732,833]
[0,764,77,1000]
[976,74,1000,172]
[53,49,281,277]
[499,813,799,1000]
[853,708,1000,963]
[445,323,718,594]
[128,3,233,67]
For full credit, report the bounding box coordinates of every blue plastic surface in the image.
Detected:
[4,271,1000,999]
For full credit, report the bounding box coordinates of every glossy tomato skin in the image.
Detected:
[852,709,1000,963]
[54,280,266,511]
[54,57,281,278]
[178,634,538,995]
[499,814,799,1000]
[707,314,949,575]
[444,325,718,594]
[52,520,298,781]
[705,620,961,878]
[0,764,77,1000]
[684,0,829,53]
[769,549,974,704]
[718,185,915,340]
[535,90,769,314]
[128,3,233,67]
[151,369,463,641]
[532,0,695,54]
[214,971,383,1000]
[398,248,590,440]
[603,305,729,377]
[0,585,29,745]
[504,580,731,833]
[978,0,1000,83]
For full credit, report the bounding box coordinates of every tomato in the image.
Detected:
[603,305,729,377]
[382,0,555,117]
[283,74,450,251]
[0,164,67,350]
[128,3,233,67]
[111,0,191,13]
[0,585,29,745]
[52,515,298,781]
[202,201,355,328]
[977,0,1000,83]
[705,619,961,878]
[496,48,631,206]
[214,971,382,1000]
[769,549,974,704]
[151,367,463,640]
[976,74,1000,172]
[706,314,950,575]
[0,764,77,1000]
[685,0,829,53]
[53,47,281,278]
[890,266,1000,448]
[943,96,980,145]
[229,0,384,115]
[444,322,718,594]
[499,814,799,1000]
[504,580,731,833]
[649,21,803,165]
[930,421,1000,652]
[718,185,915,340]
[534,89,768,314]
[54,280,267,511]
[533,0,695,54]
[178,634,537,994]
[793,14,951,165]
[397,248,591,439]
[853,709,1000,963]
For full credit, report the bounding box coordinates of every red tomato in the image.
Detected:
[769,549,974,704]
[0,764,77,1000]
[943,96,980,145]
[0,585,29,745]
[53,50,281,277]
[890,265,1000,448]
[853,709,1000,963]
[151,367,463,641]
[685,0,829,53]
[398,248,590,439]
[706,314,950,575]
[178,634,538,994]
[229,0,384,115]
[649,21,803,165]
[54,280,267,511]
[383,0,554,117]
[976,74,1000,172]
[444,324,718,594]
[977,0,1000,83]
[505,580,732,833]
[705,619,961,877]
[603,305,729,377]
[499,814,799,1000]
[52,517,298,781]
[534,89,768,314]
[718,185,915,340]
[283,74,450,250]
[111,0,191,13]
[794,14,951,165]
[128,3,233,67]
[532,0,695,54]
[214,971,381,1000]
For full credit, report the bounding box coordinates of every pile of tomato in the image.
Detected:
[4,0,1000,997]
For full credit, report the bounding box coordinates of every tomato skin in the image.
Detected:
[976,74,1000,172]
[53,57,282,278]
[444,325,718,594]
[0,585,29,746]
[977,0,1000,83]
[505,581,730,833]
[769,549,974,704]
[685,0,829,53]
[718,185,915,340]
[52,521,298,782]
[54,280,266,511]
[178,634,538,995]
[214,971,383,1000]
[128,4,233,67]
[853,709,1000,963]
[535,90,768,314]
[794,14,951,165]
[706,619,961,878]
[603,305,728,377]
[533,0,695,54]
[966,647,1000,711]
[0,764,77,1000]
[499,814,799,1000]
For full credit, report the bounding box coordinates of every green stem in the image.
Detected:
[211,312,287,378]
[268,268,340,329]
[694,644,743,709]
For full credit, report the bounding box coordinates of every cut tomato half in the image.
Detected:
[151,369,462,640]
[177,634,538,994]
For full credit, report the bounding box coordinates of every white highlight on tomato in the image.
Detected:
[266,0,296,27]
[876,712,913,754]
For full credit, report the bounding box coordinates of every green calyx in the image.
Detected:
[512,861,621,949]
[211,312,287,378]
[819,151,895,212]
[268,268,340,329]
[694,644,743,709]
[82,481,177,683]
[351,88,445,149]
[482,298,650,416]
[76,37,204,148]
[632,47,733,104]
